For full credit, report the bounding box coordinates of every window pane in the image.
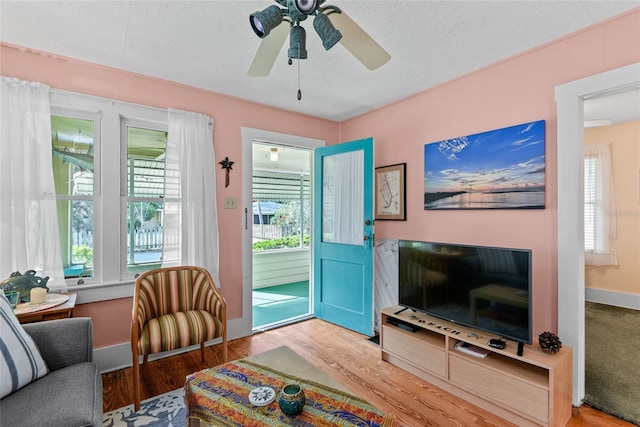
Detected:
[52,115,95,280]
[126,201,164,274]
[52,116,94,195]
[57,200,94,279]
[322,151,363,245]
[584,157,596,251]
[127,127,166,198]
[126,126,167,274]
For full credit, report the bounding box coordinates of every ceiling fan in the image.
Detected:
[247,0,391,78]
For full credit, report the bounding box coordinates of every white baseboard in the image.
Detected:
[94,342,132,373]
[585,288,640,310]
[94,317,245,373]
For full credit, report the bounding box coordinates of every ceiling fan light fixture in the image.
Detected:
[250,5,283,38]
[247,1,390,77]
[313,12,342,50]
[288,25,308,59]
[291,0,318,15]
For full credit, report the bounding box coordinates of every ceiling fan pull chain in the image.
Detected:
[297,57,302,101]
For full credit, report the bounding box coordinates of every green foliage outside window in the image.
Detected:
[253,235,310,251]
[72,244,94,266]
[269,201,310,236]
[142,202,161,221]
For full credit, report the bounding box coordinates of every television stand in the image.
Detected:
[380,306,572,427]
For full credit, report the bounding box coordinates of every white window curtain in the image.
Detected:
[0,77,66,292]
[163,109,220,285]
[584,142,618,266]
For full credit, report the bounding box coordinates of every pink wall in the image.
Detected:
[340,8,640,336]
[1,43,339,348]
[2,8,639,347]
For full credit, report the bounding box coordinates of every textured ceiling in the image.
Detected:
[1,1,639,122]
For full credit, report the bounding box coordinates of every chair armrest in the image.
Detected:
[23,317,94,372]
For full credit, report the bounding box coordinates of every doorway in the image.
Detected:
[555,62,640,405]
[240,127,325,337]
[251,142,313,330]
[582,88,640,422]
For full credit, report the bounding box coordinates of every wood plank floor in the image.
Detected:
[102,318,633,426]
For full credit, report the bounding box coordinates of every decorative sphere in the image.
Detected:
[278,384,305,415]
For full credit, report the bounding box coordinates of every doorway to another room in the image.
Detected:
[251,142,313,330]
[582,86,640,424]
[556,62,640,409]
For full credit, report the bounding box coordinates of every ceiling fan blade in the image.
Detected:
[328,11,390,71]
[247,21,289,77]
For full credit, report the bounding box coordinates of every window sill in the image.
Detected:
[68,280,135,304]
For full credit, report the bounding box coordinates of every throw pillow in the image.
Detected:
[0,294,49,398]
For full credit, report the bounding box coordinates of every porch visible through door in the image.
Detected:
[251,142,312,329]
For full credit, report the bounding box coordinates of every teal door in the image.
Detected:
[313,138,374,336]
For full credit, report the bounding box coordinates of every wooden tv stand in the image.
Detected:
[381,306,572,427]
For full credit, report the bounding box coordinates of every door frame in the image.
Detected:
[555,61,640,405]
[240,127,325,337]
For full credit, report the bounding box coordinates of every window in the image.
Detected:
[51,92,168,286]
[583,143,618,266]
[583,156,596,252]
[122,119,167,275]
[52,112,98,280]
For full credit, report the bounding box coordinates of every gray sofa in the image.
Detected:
[0,318,103,427]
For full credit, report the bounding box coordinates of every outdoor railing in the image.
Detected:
[74,227,179,253]
[252,224,297,241]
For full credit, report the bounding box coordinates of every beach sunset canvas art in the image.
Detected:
[424,120,545,209]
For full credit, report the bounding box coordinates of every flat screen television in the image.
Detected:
[398,240,532,344]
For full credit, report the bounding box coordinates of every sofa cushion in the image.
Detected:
[0,294,48,399]
[0,361,102,427]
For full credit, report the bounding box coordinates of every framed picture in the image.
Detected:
[375,163,406,220]
[424,120,546,210]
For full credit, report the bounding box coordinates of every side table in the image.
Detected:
[16,292,77,324]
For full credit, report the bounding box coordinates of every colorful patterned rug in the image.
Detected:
[186,359,397,427]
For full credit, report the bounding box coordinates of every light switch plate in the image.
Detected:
[224,197,237,209]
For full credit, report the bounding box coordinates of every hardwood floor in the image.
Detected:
[102,318,634,426]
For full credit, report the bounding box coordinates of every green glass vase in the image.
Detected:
[278,384,305,416]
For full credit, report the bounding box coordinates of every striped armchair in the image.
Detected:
[130,266,227,410]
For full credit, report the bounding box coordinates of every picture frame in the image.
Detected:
[424,119,546,210]
[375,163,406,220]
